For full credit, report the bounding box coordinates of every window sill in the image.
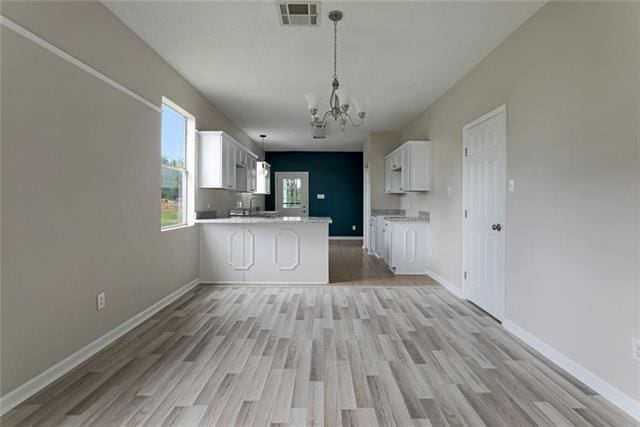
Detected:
[161,223,194,232]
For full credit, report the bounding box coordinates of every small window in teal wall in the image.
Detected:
[282,178,302,208]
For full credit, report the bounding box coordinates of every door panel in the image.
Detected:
[463,106,506,320]
[275,172,309,217]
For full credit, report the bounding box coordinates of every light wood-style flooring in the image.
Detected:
[329,240,439,286]
[2,244,635,426]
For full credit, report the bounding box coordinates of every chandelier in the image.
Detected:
[305,10,366,132]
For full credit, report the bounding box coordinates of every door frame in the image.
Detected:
[462,104,507,320]
[275,171,309,217]
[363,164,371,249]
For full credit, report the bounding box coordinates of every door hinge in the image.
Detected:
[464,148,468,158]
[464,209,468,219]
[464,271,468,280]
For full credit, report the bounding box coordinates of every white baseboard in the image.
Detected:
[0,278,201,416]
[200,281,328,286]
[503,319,640,422]
[329,236,363,240]
[426,270,465,299]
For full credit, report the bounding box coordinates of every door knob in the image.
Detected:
[492,224,502,231]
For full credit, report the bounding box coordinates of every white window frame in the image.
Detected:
[161,97,196,231]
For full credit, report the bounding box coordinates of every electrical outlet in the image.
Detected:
[633,337,640,362]
[96,292,106,311]
[352,225,356,231]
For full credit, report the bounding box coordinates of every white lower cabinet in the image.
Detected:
[199,223,329,284]
[383,220,428,274]
[375,216,386,259]
[367,216,376,255]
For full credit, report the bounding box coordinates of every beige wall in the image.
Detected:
[363,132,403,210]
[401,2,639,401]
[0,1,261,395]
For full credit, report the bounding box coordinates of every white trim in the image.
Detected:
[160,223,194,233]
[161,97,196,228]
[426,270,465,299]
[0,278,200,416]
[0,14,160,113]
[201,281,327,286]
[503,319,640,422]
[462,103,507,132]
[329,236,363,240]
[273,229,300,271]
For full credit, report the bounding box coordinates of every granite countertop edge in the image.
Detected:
[383,216,429,222]
[196,217,332,224]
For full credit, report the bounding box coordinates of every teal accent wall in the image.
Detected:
[265,152,363,237]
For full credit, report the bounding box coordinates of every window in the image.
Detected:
[161,98,195,229]
[282,178,302,208]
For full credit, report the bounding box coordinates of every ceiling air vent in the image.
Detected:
[278,2,320,26]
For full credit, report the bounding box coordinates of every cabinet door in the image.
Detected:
[384,157,391,193]
[369,217,376,253]
[401,146,410,192]
[221,138,231,189]
[384,222,392,265]
[229,142,238,190]
[249,158,257,192]
[198,132,224,188]
[406,142,429,191]
[376,218,385,258]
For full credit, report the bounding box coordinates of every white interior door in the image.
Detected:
[463,105,507,320]
[275,172,309,217]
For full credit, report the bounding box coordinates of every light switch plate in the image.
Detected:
[96,292,106,311]
[317,194,325,199]
[508,179,515,192]
[447,186,452,196]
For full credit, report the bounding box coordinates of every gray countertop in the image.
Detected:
[383,216,429,222]
[196,216,332,224]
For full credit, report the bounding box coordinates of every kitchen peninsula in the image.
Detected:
[197,216,332,284]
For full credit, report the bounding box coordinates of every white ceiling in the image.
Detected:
[103,1,543,151]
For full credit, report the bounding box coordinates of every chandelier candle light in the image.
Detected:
[305,10,366,132]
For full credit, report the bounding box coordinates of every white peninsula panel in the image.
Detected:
[198,217,331,284]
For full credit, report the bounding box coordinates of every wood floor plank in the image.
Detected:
[1,241,633,426]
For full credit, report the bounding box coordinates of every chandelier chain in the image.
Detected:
[306,10,366,133]
[333,20,338,79]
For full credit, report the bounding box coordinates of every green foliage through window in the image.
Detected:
[161,103,187,228]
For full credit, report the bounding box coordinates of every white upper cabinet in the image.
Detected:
[384,140,430,193]
[198,131,258,192]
